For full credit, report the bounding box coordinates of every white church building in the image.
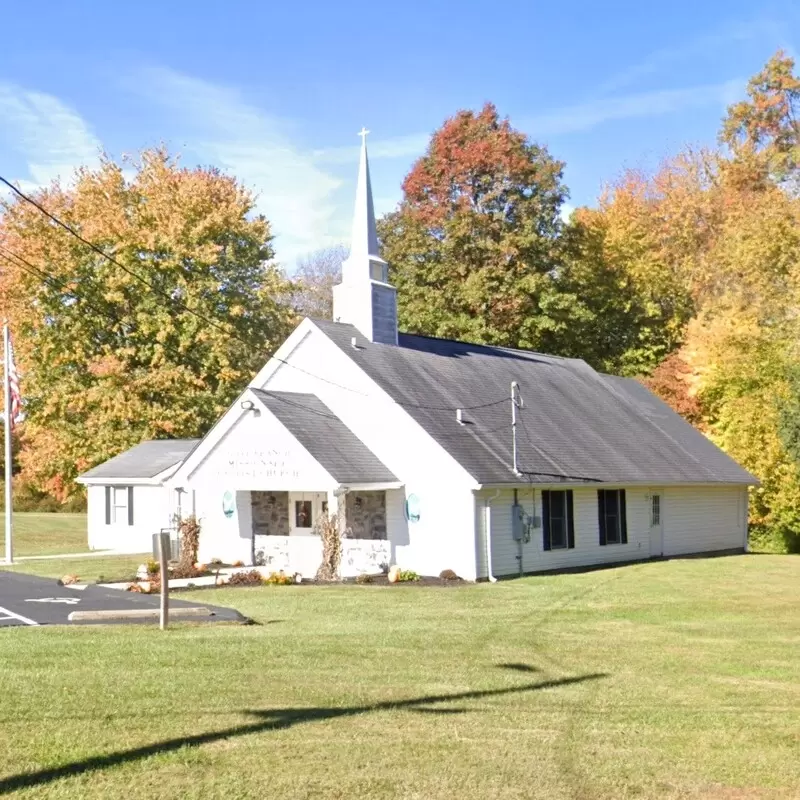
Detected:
[79,133,756,580]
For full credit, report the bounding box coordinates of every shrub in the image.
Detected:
[232,560,244,567]
[355,573,374,584]
[146,560,160,575]
[397,569,420,582]
[228,570,264,587]
[170,564,207,580]
[439,569,459,581]
[264,570,294,585]
[62,493,88,513]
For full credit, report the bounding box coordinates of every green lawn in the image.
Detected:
[0,555,797,799]
[5,553,145,583]
[3,513,88,556]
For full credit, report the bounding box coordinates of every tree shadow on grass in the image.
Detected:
[0,669,606,794]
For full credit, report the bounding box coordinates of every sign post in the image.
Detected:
[158,531,170,630]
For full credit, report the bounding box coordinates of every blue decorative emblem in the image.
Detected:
[405,494,421,523]
[222,491,235,518]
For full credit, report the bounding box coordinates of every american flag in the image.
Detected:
[6,331,21,428]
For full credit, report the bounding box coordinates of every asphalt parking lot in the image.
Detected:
[0,571,247,627]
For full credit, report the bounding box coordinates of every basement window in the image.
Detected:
[295,500,313,529]
[598,490,628,545]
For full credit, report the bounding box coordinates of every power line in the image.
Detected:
[0,247,358,424]
[0,175,512,414]
[517,404,601,483]
[0,245,507,427]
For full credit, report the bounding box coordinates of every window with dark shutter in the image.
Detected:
[598,490,628,545]
[128,486,134,526]
[542,490,574,550]
[542,491,551,551]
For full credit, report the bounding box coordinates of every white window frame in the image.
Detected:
[112,486,129,525]
[651,494,661,527]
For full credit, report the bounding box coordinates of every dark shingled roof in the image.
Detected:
[79,439,200,481]
[252,389,398,484]
[311,318,757,486]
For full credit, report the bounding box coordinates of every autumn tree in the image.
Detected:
[379,103,581,350]
[720,50,800,189]
[0,148,294,498]
[290,244,346,319]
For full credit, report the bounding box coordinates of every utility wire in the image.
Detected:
[517,403,601,483]
[0,247,342,422]
[0,245,504,427]
[0,174,511,414]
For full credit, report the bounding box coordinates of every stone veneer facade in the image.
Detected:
[252,491,290,537]
[345,491,387,540]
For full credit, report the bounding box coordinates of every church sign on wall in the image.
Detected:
[216,449,302,481]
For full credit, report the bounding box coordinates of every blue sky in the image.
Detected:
[0,0,798,267]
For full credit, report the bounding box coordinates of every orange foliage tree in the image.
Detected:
[0,148,294,498]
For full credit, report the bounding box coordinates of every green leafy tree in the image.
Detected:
[378,103,584,350]
[0,148,294,498]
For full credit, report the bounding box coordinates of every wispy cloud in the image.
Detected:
[522,79,742,138]
[0,82,101,189]
[313,132,429,166]
[595,19,776,96]
[133,67,345,267]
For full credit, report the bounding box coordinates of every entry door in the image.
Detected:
[649,493,663,557]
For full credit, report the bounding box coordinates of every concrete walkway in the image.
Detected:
[1,550,146,564]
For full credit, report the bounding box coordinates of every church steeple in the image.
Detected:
[333,129,398,345]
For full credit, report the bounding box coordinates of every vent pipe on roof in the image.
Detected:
[511,381,524,477]
[456,408,464,425]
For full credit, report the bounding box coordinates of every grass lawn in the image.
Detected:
[0,555,797,799]
[3,513,88,556]
[4,553,146,583]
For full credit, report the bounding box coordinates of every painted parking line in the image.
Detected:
[25,597,81,605]
[0,605,40,626]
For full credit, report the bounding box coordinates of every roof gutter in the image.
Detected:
[475,479,759,489]
[336,481,404,492]
[76,476,165,487]
[483,489,501,583]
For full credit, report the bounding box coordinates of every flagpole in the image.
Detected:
[4,323,12,565]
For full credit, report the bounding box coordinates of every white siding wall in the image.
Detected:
[87,484,169,554]
[260,329,479,579]
[194,488,254,565]
[662,485,748,556]
[476,484,748,578]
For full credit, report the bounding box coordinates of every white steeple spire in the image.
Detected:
[332,128,398,345]
[343,128,388,284]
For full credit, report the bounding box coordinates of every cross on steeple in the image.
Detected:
[358,127,370,144]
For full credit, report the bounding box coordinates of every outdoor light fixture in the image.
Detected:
[355,497,363,510]
[240,399,260,416]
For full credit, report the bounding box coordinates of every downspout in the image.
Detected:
[514,488,522,578]
[484,489,501,582]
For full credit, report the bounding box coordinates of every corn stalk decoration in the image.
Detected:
[314,509,349,581]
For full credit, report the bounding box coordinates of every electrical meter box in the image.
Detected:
[511,504,525,541]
